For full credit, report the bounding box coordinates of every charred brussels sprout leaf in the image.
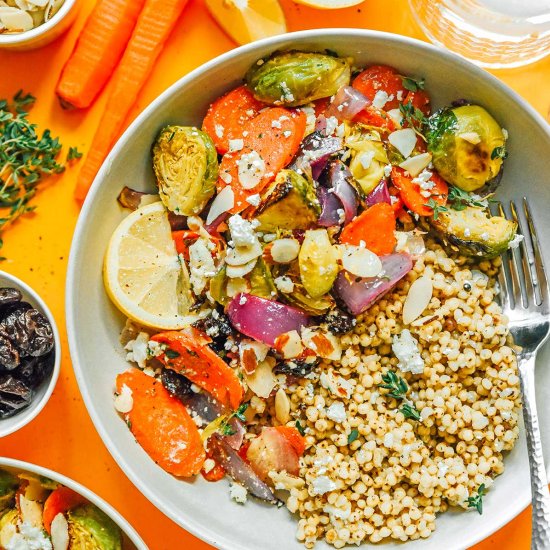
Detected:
[427,105,506,192]
[429,206,517,259]
[68,503,122,550]
[246,51,351,107]
[153,126,218,216]
[256,169,320,231]
[0,469,18,512]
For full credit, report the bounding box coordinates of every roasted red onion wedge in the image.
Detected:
[325,86,370,121]
[317,187,344,227]
[208,434,277,503]
[227,294,311,345]
[291,131,342,181]
[327,160,358,225]
[366,179,391,206]
[334,253,413,315]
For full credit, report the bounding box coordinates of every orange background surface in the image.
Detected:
[0,0,549,548]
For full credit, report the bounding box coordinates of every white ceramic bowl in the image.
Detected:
[0,0,78,51]
[0,270,60,438]
[0,457,146,548]
[66,30,550,550]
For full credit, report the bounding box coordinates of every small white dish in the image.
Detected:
[0,457,147,549]
[0,0,78,51]
[0,270,60,438]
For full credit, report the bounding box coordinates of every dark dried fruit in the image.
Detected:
[1,308,54,358]
[0,300,31,322]
[0,288,22,308]
[0,331,19,370]
[17,352,54,389]
[0,374,32,418]
[194,311,236,353]
[322,308,356,335]
[161,368,193,398]
[275,359,317,377]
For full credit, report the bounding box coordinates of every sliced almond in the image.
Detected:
[388,128,417,159]
[458,132,481,145]
[274,330,303,359]
[271,238,300,264]
[301,327,342,361]
[239,339,269,374]
[403,276,433,325]
[0,6,33,31]
[244,357,277,398]
[226,258,257,278]
[19,494,43,529]
[399,152,432,177]
[206,186,234,225]
[51,513,70,550]
[337,244,382,278]
[225,240,262,266]
[275,388,291,424]
[114,383,133,414]
[387,108,404,127]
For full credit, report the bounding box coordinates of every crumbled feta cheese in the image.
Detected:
[237,150,265,189]
[481,232,489,241]
[283,130,292,138]
[228,138,244,152]
[437,460,449,477]
[320,370,354,399]
[325,116,339,136]
[125,332,150,368]
[502,128,509,139]
[413,169,433,187]
[387,108,404,126]
[274,275,294,294]
[272,119,282,129]
[203,459,216,474]
[396,90,404,101]
[228,214,257,247]
[5,521,53,550]
[229,482,248,504]
[358,150,375,169]
[384,164,393,178]
[114,384,133,414]
[214,124,224,138]
[280,81,295,103]
[464,228,471,237]
[392,329,425,374]
[188,238,216,294]
[323,503,351,521]
[326,401,346,424]
[372,90,394,109]
[508,233,524,249]
[245,193,261,206]
[311,475,337,495]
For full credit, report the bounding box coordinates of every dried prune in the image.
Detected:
[194,311,235,353]
[0,331,20,370]
[275,359,318,377]
[161,368,193,398]
[0,374,32,418]
[322,308,356,335]
[16,352,54,389]
[1,308,54,358]
[0,288,22,308]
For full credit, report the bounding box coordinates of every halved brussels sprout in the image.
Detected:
[0,508,18,546]
[152,126,218,216]
[210,267,229,306]
[246,51,351,107]
[256,169,320,231]
[0,470,17,513]
[430,206,517,259]
[346,126,388,196]
[248,258,277,299]
[427,105,506,192]
[68,503,122,550]
[299,229,339,298]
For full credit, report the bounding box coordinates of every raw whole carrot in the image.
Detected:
[217,107,306,213]
[116,368,205,477]
[391,166,448,217]
[74,0,190,202]
[352,65,405,111]
[275,426,306,456]
[202,85,265,155]
[340,202,396,256]
[43,487,86,533]
[152,328,244,409]
[56,0,146,110]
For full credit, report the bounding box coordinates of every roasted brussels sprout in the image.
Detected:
[152,126,218,216]
[246,51,351,107]
[0,470,17,512]
[430,206,517,259]
[427,105,506,192]
[248,258,277,299]
[256,170,320,231]
[299,229,339,299]
[68,503,122,550]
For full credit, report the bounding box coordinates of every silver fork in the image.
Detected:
[496,198,550,549]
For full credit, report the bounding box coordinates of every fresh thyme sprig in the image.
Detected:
[378,370,421,421]
[447,186,488,211]
[400,75,425,93]
[219,403,248,436]
[399,101,427,135]
[424,198,448,220]
[0,91,80,256]
[466,484,487,515]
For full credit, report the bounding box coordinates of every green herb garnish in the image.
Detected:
[0,91,76,257]
[447,186,487,211]
[378,370,421,422]
[219,403,249,437]
[295,420,306,436]
[66,146,83,161]
[491,146,507,160]
[401,76,425,92]
[401,403,421,421]
[423,198,449,220]
[347,429,359,444]
[467,484,486,515]
[399,101,426,133]
[165,349,180,359]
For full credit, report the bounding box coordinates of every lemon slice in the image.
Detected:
[293,0,364,8]
[206,0,287,45]
[104,201,195,330]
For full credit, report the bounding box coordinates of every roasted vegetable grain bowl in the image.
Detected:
[66,30,550,550]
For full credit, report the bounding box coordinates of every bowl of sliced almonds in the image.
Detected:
[0,0,77,50]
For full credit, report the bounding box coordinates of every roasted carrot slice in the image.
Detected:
[116,368,205,477]
[391,166,448,217]
[352,65,405,111]
[275,426,306,456]
[74,0,190,202]
[217,107,306,213]
[202,85,265,155]
[151,328,244,409]
[56,0,146,109]
[43,487,86,533]
[339,202,396,256]
[171,230,199,258]
[354,106,397,131]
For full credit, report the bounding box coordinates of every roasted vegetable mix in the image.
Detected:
[0,469,123,549]
[103,50,520,535]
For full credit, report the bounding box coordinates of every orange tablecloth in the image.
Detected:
[1,0,548,548]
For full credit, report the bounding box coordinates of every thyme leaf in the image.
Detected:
[467,484,487,515]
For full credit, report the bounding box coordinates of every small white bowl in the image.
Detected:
[0,0,78,51]
[0,457,147,549]
[0,270,60,437]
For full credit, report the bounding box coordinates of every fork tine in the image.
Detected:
[510,200,535,307]
[523,198,549,313]
[498,202,523,309]
[492,201,513,310]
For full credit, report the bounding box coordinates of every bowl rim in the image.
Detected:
[0,269,61,438]
[66,28,550,550]
[0,456,147,548]
[0,0,77,45]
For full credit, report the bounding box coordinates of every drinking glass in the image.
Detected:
[409,0,550,68]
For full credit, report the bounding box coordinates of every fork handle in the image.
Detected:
[519,353,550,549]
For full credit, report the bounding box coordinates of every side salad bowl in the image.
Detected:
[66,29,550,550]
